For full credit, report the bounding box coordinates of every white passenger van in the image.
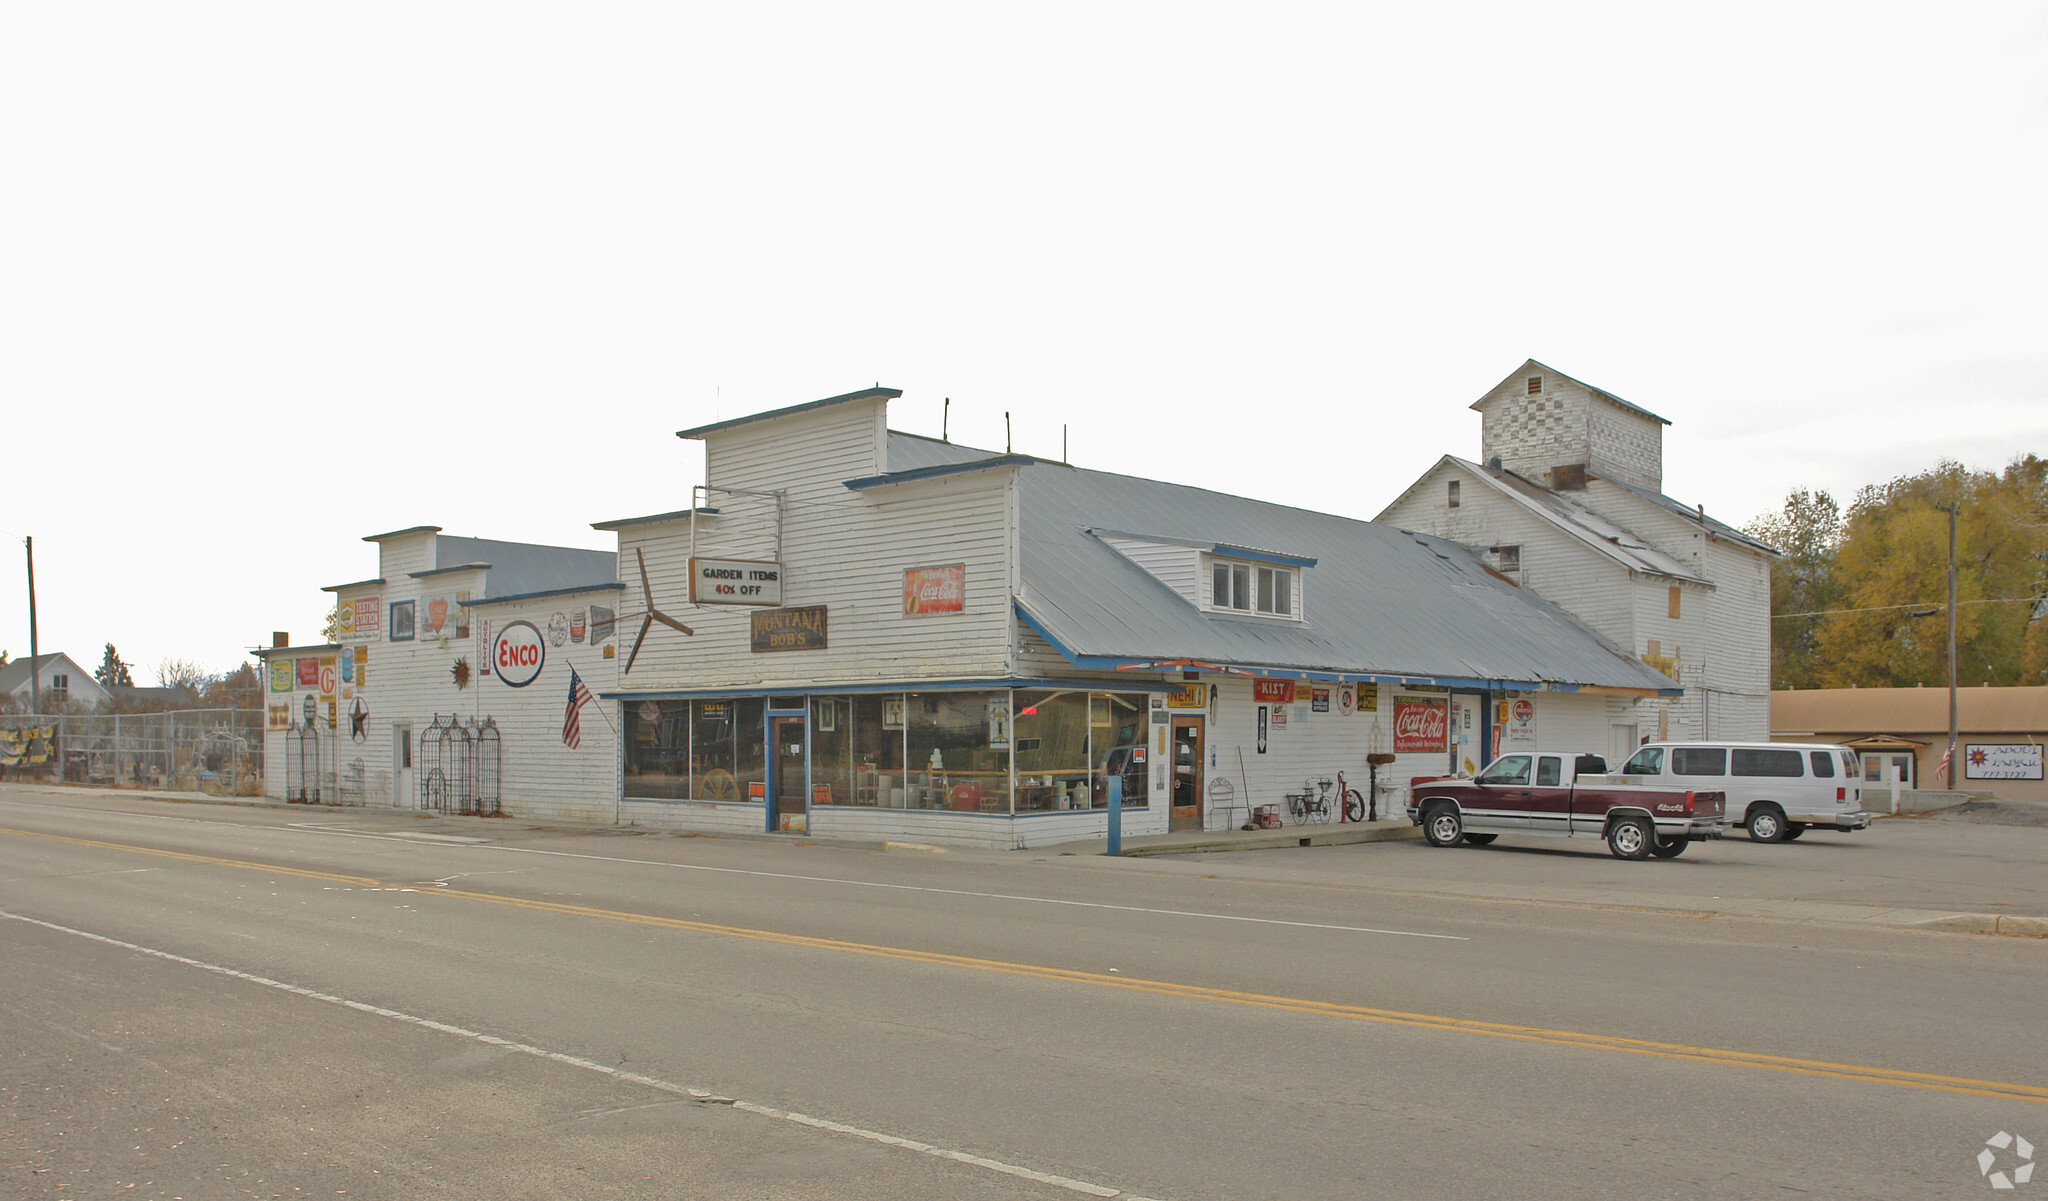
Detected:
[1618,741,1871,842]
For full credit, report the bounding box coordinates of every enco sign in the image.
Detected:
[493,620,546,688]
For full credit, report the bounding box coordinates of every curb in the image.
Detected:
[1119,823,1422,857]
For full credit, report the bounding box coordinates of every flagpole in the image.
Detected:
[563,659,616,734]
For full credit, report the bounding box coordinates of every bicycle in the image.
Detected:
[1286,777,1335,823]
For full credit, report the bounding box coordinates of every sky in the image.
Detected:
[4,2,2046,684]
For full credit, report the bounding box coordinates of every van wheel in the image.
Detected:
[1782,823,1807,841]
[1462,833,1498,846]
[1747,806,1789,843]
[1422,804,1464,847]
[1607,817,1653,860]
[1651,836,1688,858]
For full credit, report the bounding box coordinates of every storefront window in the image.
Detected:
[624,699,690,800]
[1014,690,1092,811]
[688,700,735,802]
[1094,692,1150,808]
[905,691,1011,813]
[732,697,766,802]
[812,696,852,808]
[852,693,907,807]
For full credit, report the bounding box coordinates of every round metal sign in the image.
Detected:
[493,620,546,688]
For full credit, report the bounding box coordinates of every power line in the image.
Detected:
[1770,596,2041,619]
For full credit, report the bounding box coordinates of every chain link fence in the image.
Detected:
[0,710,264,797]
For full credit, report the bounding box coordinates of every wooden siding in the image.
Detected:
[1101,536,1200,605]
[625,403,1015,692]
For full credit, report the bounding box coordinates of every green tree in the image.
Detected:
[96,643,134,688]
[1745,488,1843,689]
[1813,457,2047,688]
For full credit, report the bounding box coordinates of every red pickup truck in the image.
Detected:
[1406,751,1727,859]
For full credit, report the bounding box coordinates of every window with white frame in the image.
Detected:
[1209,557,1296,617]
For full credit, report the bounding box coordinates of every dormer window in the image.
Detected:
[1209,557,1296,618]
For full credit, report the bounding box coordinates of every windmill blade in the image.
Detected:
[625,613,654,675]
[651,610,694,636]
[637,547,656,601]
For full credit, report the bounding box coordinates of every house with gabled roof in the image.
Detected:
[1377,359,1778,755]
[0,652,110,713]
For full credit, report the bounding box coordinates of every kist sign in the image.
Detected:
[493,620,546,688]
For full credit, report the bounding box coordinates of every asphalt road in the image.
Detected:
[1,785,2042,1200]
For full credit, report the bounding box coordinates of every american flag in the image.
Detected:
[563,666,594,749]
[1935,742,1954,786]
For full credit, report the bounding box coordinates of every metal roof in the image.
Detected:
[1014,461,1681,693]
[677,387,901,440]
[1773,686,2048,735]
[430,536,616,600]
[1474,359,1670,426]
[887,430,1001,472]
[1598,474,1780,557]
[1453,458,1712,583]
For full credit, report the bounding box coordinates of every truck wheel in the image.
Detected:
[1462,833,1498,846]
[1607,817,1653,860]
[1782,823,1807,841]
[1651,835,1688,858]
[1422,804,1464,847]
[1747,806,1789,843]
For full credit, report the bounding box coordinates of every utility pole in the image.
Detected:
[25,536,38,716]
[1938,503,1958,788]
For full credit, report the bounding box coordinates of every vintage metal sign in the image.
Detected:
[690,558,783,606]
[1164,683,1207,709]
[493,620,546,688]
[1393,695,1448,753]
[751,605,827,652]
[1252,679,1295,704]
[903,565,965,616]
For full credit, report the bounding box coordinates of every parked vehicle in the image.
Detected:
[1407,752,1726,860]
[1618,741,1870,842]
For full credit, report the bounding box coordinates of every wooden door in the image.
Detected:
[1171,717,1204,831]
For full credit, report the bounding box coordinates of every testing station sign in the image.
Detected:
[689,558,783,606]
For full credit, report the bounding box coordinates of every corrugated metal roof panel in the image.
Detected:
[1017,462,1679,692]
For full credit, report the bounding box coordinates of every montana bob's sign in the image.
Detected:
[689,557,783,606]
[493,620,546,687]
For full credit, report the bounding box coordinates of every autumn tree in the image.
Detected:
[201,663,264,710]
[1744,488,1843,689]
[1806,457,2047,688]
[96,643,135,688]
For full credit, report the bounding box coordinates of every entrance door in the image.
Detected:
[768,716,807,833]
[1171,717,1204,831]
[1450,694,1486,776]
[392,722,412,808]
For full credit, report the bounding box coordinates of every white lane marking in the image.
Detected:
[0,796,1462,941]
[3,909,1138,1199]
[289,826,1469,941]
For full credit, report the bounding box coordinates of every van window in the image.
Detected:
[1841,751,1860,780]
[1536,756,1562,786]
[1671,747,1727,776]
[1809,751,1835,779]
[1476,755,1532,785]
[1621,747,1663,775]
[1733,748,1803,777]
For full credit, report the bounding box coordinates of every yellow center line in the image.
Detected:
[8,825,2046,1105]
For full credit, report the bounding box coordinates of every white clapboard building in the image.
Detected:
[257,529,622,819]
[596,386,1682,849]
[1377,359,1778,761]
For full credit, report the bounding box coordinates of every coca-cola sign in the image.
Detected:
[1393,696,1448,753]
[903,565,965,616]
